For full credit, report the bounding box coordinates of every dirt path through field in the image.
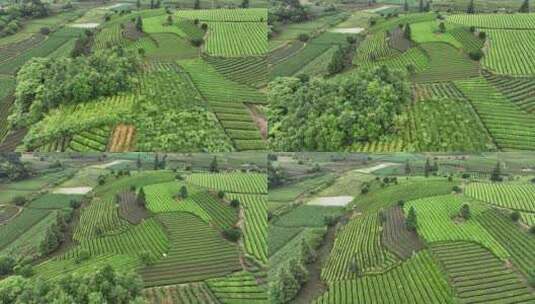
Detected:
[246,104,267,140]
[0,204,22,225]
[355,162,397,174]
[293,220,338,303]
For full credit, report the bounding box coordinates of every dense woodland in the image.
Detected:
[269,66,410,151]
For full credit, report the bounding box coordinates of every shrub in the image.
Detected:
[460,204,471,219]
[178,186,188,199]
[217,190,225,199]
[298,33,309,42]
[75,250,90,264]
[230,199,240,208]
[40,27,50,35]
[469,50,484,61]
[190,37,204,46]
[69,199,81,209]
[0,256,16,275]
[529,225,535,234]
[201,23,208,31]
[469,26,476,33]
[511,211,520,222]
[461,173,470,179]
[324,215,339,227]
[13,264,33,277]
[222,228,241,242]
[12,196,27,206]
[405,206,417,231]
[452,185,462,193]
[478,31,486,40]
[397,200,405,207]
[139,251,153,265]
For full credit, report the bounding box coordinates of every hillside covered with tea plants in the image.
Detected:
[0,152,268,303]
[269,152,535,303]
[0,0,267,153]
[268,0,535,152]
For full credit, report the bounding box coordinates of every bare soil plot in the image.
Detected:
[307,196,353,207]
[118,190,149,224]
[382,205,425,259]
[354,162,397,174]
[330,27,364,34]
[53,187,93,195]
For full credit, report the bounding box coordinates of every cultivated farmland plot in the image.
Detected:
[0,6,268,152]
[0,154,268,303]
[267,3,535,152]
[269,153,535,303]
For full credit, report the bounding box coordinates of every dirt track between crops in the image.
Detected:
[293,219,339,303]
[247,104,267,140]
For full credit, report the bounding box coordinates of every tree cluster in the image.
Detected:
[327,37,358,75]
[0,153,29,181]
[11,48,142,130]
[268,66,411,151]
[490,161,503,182]
[39,211,68,256]
[405,206,418,231]
[519,0,530,13]
[424,158,439,177]
[269,0,310,25]
[0,265,145,303]
[268,161,286,188]
[0,1,49,37]
[270,239,316,303]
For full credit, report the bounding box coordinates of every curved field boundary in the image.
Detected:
[227,193,267,264]
[139,212,241,287]
[404,194,509,259]
[207,271,268,304]
[315,251,455,304]
[431,241,535,304]
[186,172,267,194]
[321,213,399,281]
[455,77,535,150]
[447,13,535,29]
[143,282,219,303]
[465,182,535,212]
[484,72,535,113]
[483,29,535,76]
[479,209,535,276]
[175,8,267,22]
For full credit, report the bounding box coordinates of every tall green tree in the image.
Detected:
[179,185,188,198]
[467,0,475,14]
[424,158,431,177]
[520,0,530,12]
[404,159,411,175]
[241,0,249,8]
[135,16,143,32]
[406,206,418,231]
[490,161,502,182]
[404,0,409,11]
[210,156,219,172]
[194,0,200,9]
[137,187,146,207]
[460,204,471,220]
[419,0,424,12]
[404,23,412,40]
